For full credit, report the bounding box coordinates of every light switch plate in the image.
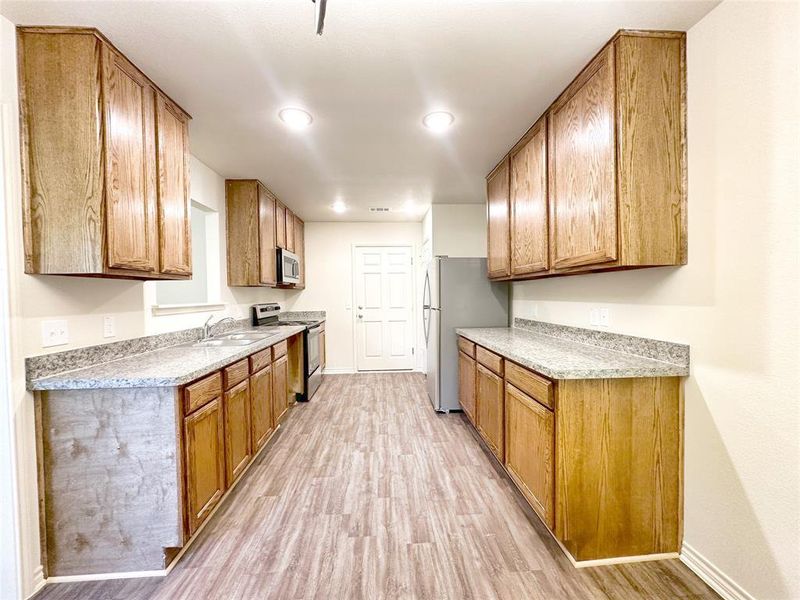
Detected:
[589,308,600,327]
[599,308,611,327]
[103,316,116,338]
[41,320,69,348]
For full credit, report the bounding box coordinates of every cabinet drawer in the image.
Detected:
[272,340,288,360]
[476,346,504,376]
[223,359,249,390]
[505,361,553,410]
[185,372,222,414]
[457,337,475,358]
[249,348,271,374]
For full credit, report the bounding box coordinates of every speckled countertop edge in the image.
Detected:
[28,325,307,391]
[455,325,689,380]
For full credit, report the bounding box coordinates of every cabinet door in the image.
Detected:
[258,184,277,286]
[476,363,504,461]
[294,215,305,288]
[155,93,192,276]
[275,202,286,249]
[285,208,295,252]
[549,46,617,270]
[510,118,548,275]
[486,157,511,278]
[272,354,289,426]
[223,379,252,485]
[505,383,554,529]
[102,48,158,273]
[184,397,225,535]
[250,365,274,452]
[459,351,476,425]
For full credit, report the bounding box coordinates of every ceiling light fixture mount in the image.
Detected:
[312,0,327,36]
[422,111,455,133]
[278,107,313,130]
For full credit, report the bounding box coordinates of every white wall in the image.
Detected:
[288,222,424,373]
[429,204,487,257]
[512,3,800,598]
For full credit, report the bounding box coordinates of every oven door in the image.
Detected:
[306,324,323,399]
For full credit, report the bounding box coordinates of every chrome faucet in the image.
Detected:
[203,316,235,340]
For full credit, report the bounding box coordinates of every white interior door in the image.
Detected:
[354,246,415,371]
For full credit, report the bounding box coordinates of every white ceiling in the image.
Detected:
[1,0,717,222]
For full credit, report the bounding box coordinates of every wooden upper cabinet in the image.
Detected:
[510,117,548,275]
[285,208,295,252]
[293,215,305,289]
[226,180,304,288]
[102,48,158,273]
[17,27,192,280]
[485,30,686,281]
[486,157,511,279]
[226,180,261,286]
[275,202,287,249]
[549,45,617,270]
[155,93,192,276]
[258,184,277,286]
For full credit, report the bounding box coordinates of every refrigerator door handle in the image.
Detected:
[423,271,432,344]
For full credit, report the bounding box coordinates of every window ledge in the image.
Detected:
[151,303,226,316]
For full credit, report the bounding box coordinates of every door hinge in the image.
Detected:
[412,347,415,355]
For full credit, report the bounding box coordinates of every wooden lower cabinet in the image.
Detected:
[476,363,504,462]
[223,379,252,485]
[458,336,683,564]
[272,354,289,426]
[458,351,476,425]
[184,398,226,535]
[250,365,274,451]
[505,382,554,529]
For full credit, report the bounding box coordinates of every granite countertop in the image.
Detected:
[29,325,306,391]
[455,326,689,380]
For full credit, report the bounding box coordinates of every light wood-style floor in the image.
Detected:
[35,373,718,600]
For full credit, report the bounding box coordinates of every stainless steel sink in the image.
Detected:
[186,328,281,348]
[189,338,258,347]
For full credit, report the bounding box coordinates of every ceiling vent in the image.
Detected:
[369,207,392,213]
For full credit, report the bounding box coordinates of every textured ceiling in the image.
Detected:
[1,0,718,221]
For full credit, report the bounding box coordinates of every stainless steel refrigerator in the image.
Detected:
[423,257,509,412]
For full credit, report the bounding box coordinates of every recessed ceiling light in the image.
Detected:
[279,107,313,130]
[422,111,454,133]
[331,199,347,213]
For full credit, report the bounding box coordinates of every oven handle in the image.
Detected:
[307,323,323,333]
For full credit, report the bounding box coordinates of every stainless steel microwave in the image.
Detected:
[277,248,300,285]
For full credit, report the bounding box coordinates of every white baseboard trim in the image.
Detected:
[24,565,46,600]
[681,542,755,600]
[44,569,168,585]
[570,551,679,569]
[322,368,424,375]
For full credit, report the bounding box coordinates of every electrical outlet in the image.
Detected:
[599,308,611,327]
[103,316,116,338]
[41,320,69,348]
[589,308,600,327]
